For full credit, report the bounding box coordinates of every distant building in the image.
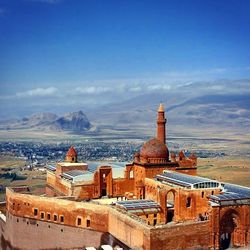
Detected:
[0,104,250,250]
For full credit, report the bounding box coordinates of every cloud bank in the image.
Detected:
[1,78,250,119]
[16,87,59,97]
[1,78,250,102]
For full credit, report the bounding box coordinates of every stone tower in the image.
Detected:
[65,146,77,163]
[157,103,166,144]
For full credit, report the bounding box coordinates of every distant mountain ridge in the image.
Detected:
[88,93,250,130]
[0,111,91,133]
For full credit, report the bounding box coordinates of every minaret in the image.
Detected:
[157,103,166,144]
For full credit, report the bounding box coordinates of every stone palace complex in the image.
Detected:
[0,104,250,250]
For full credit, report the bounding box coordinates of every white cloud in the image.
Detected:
[16,87,58,97]
[147,84,171,91]
[128,86,142,92]
[73,86,112,95]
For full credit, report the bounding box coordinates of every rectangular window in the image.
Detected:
[41,212,45,219]
[153,219,157,226]
[86,219,90,227]
[47,213,51,220]
[34,208,38,216]
[154,213,157,218]
[201,192,204,198]
[60,215,64,223]
[77,217,81,226]
[186,197,191,208]
[54,214,57,221]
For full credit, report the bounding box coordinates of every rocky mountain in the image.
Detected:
[89,93,250,130]
[0,111,91,133]
[53,111,91,132]
[1,80,249,136]
[167,94,250,128]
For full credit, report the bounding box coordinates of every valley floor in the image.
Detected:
[198,157,250,187]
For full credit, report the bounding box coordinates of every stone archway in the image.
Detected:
[220,209,241,249]
[166,190,175,223]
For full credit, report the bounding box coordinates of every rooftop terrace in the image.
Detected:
[155,170,221,189]
[116,199,161,215]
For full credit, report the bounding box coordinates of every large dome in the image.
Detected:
[140,138,169,159]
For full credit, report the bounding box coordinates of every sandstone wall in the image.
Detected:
[6,188,109,232]
[150,221,210,250]
[0,213,129,250]
[47,171,71,195]
[108,208,150,250]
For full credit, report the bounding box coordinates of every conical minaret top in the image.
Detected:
[157,103,166,144]
[158,103,165,112]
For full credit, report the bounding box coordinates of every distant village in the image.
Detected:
[0,141,141,165]
[0,141,226,167]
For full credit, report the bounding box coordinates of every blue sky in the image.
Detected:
[0,0,250,117]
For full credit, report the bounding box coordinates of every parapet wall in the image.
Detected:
[4,187,211,250]
[47,171,72,196]
[6,187,109,232]
[150,221,210,250]
[109,207,151,249]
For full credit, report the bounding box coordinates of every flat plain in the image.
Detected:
[0,124,249,200]
[198,157,250,187]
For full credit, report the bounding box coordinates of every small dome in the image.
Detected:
[66,146,77,157]
[140,138,169,159]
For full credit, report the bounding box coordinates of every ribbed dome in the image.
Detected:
[66,146,77,157]
[140,138,169,159]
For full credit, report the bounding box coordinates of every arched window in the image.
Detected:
[166,191,175,207]
[166,191,175,223]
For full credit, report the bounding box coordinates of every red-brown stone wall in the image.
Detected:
[144,178,220,223]
[108,208,149,249]
[6,188,109,233]
[174,188,219,221]
[46,172,71,196]
[73,183,97,200]
[209,204,250,249]
[150,221,210,250]
[1,213,105,250]
[112,178,135,196]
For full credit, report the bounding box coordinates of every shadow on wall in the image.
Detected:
[101,232,130,250]
[1,234,22,250]
[0,230,130,250]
